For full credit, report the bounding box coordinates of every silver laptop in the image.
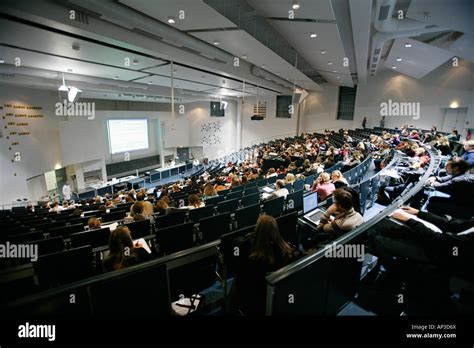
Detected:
[302,191,325,225]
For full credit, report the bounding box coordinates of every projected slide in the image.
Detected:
[108,119,149,154]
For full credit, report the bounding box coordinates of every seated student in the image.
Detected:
[232,214,299,315]
[71,208,83,217]
[102,226,149,271]
[131,202,146,221]
[285,173,295,184]
[368,206,474,304]
[331,170,349,189]
[426,158,474,218]
[98,205,107,214]
[266,168,277,178]
[434,135,451,156]
[266,180,289,200]
[154,198,169,215]
[316,188,364,237]
[311,172,336,201]
[461,140,474,168]
[131,192,154,217]
[202,183,218,200]
[88,217,101,230]
[188,194,205,210]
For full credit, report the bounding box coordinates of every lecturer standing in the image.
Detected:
[62,182,72,201]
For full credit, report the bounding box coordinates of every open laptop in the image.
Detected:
[302,191,325,225]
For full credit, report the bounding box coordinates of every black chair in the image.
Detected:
[69,216,92,226]
[234,203,260,229]
[205,195,225,206]
[101,210,126,223]
[126,219,151,239]
[155,210,187,229]
[286,189,304,212]
[257,178,268,187]
[168,254,218,301]
[48,223,84,239]
[155,222,194,255]
[33,245,93,288]
[220,225,255,278]
[84,210,100,217]
[231,185,244,192]
[28,237,65,256]
[245,181,257,188]
[276,212,299,246]
[267,176,277,184]
[243,186,259,195]
[293,179,304,192]
[70,227,111,248]
[305,174,315,185]
[284,183,293,193]
[217,199,240,214]
[199,212,231,243]
[8,231,44,244]
[217,189,230,197]
[188,205,214,223]
[35,221,66,233]
[241,193,260,207]
[226,191,243,201]
[89,263,170,318]
[262,196,284,217]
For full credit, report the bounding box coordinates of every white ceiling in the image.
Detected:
[384,37,454,79]
[191,29,321,90]
[142,63,243,90]
[247,0,335,20]
[118,0,237,31]
[0,18,164,71]
[0,46,150,81]
[449,34,474,63]
[406,0,474,35]
[267,20,353,87]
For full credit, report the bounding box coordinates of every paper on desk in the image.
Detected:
[133,238,152,254]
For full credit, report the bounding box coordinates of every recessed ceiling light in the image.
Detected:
[133,59,139,65]
[405,43,412,48]
[392,66,397,69]
[167,16,176,24]
[213,40,220,45]
[275,72,281,75]
[67,68,73,72]
[310,33,317,38]
[328,62,333,65]
[320,50,326,54]
[292,1,300,10]
[148,82,152,85]
[0,58,4,64]
[336,76,340,79]
[114,76,119,79]
[332,70,337,73]
[242,54,248,59]
[396,57,402,62]
[261,65,266,68]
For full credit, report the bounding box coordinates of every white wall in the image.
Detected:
[241,96,299,147]
[0,87,61,206]
[353,60,474,136]
[301,84,353,133]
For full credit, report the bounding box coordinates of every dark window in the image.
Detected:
[210,102,224,117]
[276,95,293,118]
[337,86,357,120]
